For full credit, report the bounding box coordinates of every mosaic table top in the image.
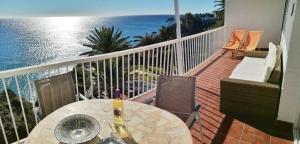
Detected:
[25,99,193,144]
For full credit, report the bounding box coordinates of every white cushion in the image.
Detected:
[265,42,277,68]
[229,42,278,82]
[229,72,267,82]
[240,57,265,66]
[231,63,264,75]
[264,42,277,80]
[230,63,268,82]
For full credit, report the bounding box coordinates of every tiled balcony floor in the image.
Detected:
[189,50,293,144]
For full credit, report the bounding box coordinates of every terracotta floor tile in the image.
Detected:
[223,137,240,144]
[239,141,252,144]
[240,125,270,144]
[226,120,244,139]
[269,136,293,144]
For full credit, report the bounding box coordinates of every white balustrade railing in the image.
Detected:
[0,26,225,143]
[181,26,225,73]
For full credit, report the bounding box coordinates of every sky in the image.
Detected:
[0,0,216,17]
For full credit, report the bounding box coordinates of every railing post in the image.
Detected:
[174,0,184,75]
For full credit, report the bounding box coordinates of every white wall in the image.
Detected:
[278,0,300,125]
[225,0,286,48]
[281,0,296,72]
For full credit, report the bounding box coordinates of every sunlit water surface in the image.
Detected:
[0,15,171,99]
[0,15,171,71]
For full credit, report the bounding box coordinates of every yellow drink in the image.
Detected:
[113,89,124,126]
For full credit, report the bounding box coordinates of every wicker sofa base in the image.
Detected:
[220,78,281,124]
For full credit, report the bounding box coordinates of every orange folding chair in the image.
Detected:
[239,30,262,51]
[222,30,248,57]
[223,30,262,57]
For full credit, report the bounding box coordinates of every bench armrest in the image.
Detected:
[221,78,280,101]
[245,51,268,58]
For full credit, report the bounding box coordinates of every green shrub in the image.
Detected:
[0,89,36,143]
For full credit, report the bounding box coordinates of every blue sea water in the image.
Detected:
[0,15,172,71]
[0,15,172,99]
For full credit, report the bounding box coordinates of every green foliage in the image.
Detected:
[214,0,225,12]
[134,12,216,47]
[0,89,35,143]
[133,32,161,47]
[72,63,96,97]
[214,0,225,27]
[72,59,126,98]
[181,13,206,36]
[83,26,131,54]
[158,26,176,41]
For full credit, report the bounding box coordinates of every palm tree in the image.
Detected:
[214,0,225,27]
[180,13,204,36]
[164,13,206,37]
[133,32,161,47]
[158,26,176,41]
[83,26,130,54]
[214,0,225,12]
[76,26,131,98]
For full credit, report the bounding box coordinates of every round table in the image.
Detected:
[25,99,193,144]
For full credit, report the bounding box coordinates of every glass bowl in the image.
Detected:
[54,114,100,144]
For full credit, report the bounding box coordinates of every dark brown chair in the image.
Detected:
[35,72,77,118]
[155,75,204,141]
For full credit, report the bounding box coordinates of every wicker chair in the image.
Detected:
[35,72,77,118]
[155,75,204,141]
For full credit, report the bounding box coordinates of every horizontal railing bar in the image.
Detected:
[180,26,225,41]
[0,40,176,79]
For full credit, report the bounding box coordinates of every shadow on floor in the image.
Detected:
[211,116,234,144]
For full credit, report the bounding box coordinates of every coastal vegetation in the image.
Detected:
[134,12,217,47]
[0,89,35,143]
[75,11,224,99]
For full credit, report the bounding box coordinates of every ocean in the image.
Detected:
[0,15,172,71]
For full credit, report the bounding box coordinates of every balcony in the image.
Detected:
[0,27,293,143]
[183,51,293,144]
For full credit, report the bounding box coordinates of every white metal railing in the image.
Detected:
[181,26,225,73]
[0,26,225,143]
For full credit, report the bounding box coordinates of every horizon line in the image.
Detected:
[0,12,215,19]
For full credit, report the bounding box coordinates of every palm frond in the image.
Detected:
[83,26,130,54]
